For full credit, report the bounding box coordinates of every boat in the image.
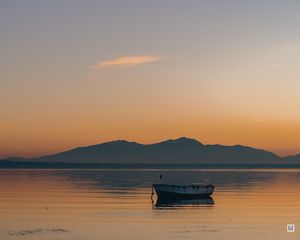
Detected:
[152,184,214,199]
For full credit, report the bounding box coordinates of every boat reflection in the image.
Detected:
[153,197,214,209]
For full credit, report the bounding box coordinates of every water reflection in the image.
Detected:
[1,169,300,240]
[153,197,214,209]
[49,169,285,191]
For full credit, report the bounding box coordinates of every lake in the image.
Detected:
[0,168,300,240]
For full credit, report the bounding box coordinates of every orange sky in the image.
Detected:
[1,1,300,158]
[1,114,300,158]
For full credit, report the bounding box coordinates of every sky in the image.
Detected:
[1,0,300,158]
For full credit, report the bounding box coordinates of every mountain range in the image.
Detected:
[2,137,300,165]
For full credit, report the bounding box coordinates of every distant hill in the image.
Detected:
[283,153,300,162]
[2,137,300,165]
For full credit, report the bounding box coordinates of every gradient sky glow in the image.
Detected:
[1,0,300,158]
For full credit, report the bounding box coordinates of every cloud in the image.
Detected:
[271,63,300,70]
[249,118,265,123]
[90,55,161,69]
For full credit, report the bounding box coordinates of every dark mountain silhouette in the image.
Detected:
[2,137,300,165]
[284,153,300,162]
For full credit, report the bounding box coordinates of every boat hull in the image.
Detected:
[155,190,212,199]
[153,184,214,200]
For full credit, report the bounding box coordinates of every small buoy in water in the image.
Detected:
[159,174,162,179]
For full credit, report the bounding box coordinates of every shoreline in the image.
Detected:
[2,161,300,169]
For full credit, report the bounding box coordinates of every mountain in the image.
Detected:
[3,137,299,165]
[283,153,300,162]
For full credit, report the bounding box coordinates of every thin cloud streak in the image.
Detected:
[249,118,266,123]
[90,55,162,69]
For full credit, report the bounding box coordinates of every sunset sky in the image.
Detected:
[1,1,300,158]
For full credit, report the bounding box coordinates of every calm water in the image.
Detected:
[1,169,300,240]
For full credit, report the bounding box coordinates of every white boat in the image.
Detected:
[152,184,214,199]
